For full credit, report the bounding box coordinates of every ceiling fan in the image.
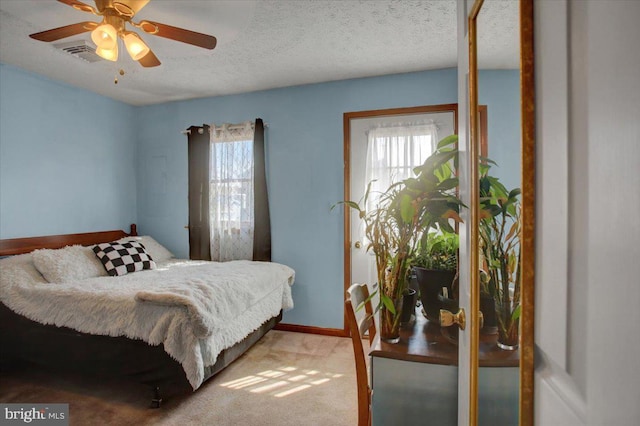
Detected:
[29,0,217,68]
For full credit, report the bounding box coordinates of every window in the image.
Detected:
[365,123,439,209]
[209,122,255,261]
[187,118,269,262]
[210,139,253,228]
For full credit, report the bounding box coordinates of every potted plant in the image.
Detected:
[479,166,522,349]
[336,181,418,342]
[408,134,463,325]
[410,136,517,338]
[335,135,464,342]
[412,230,459,324]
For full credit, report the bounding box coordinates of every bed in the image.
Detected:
[0,224,295,407]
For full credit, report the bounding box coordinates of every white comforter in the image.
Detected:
[0,256,294,389]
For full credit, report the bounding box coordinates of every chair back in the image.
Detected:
[345,283,376,426]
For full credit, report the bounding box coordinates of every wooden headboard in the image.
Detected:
[0,224,138,257]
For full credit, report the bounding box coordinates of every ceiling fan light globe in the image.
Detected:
[96,44,118,62]
[91,24,117,49]
[123,32,150,61]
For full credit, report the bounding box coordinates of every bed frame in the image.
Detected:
[0,224,282,407]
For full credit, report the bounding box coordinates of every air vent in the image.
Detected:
[53,40,102,63]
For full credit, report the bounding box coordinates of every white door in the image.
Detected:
[534,0,640,424]
[348,110,456,301]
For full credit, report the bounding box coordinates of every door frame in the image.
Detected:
[342,104,459,334]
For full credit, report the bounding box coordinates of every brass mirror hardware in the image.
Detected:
[440,308,466,330]
[439,308,482,330]
[354,241,362,249]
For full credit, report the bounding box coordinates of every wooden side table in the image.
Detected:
[369,306,519,425]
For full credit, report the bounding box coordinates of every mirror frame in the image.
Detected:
[468,0,535,424]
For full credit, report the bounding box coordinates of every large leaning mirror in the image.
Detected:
[340,0,534,423]
[469,0,534,424]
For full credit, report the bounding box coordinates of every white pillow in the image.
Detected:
[0,253,49,286]
[0,252,33,266]
[116,235,174,263]
[32,245,107,283]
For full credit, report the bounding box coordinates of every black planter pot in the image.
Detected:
[414,267,457,324]
[400,288,417,326]
[480,293,498,334]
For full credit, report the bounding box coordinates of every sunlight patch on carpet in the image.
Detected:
[250,380,290,393]
[219,376,268,389]
[219,365,344,398]
[274,384,312,398]
[257,370,287,378]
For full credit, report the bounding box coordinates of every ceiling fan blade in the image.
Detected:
[138,49,161,68]
[57,0,98,14]
[138,20,217,50]
[29,22,98,42]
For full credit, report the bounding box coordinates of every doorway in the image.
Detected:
[342,104,458,331]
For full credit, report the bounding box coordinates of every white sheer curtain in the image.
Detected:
[209,121,255,261]
[364,123,439,211]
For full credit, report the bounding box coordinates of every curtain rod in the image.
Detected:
[181,122,269,135]
[368,120,443,131]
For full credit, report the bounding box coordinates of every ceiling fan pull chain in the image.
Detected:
[114,53,119,84]
[114,36,125,84]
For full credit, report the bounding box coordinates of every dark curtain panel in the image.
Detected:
[187,125,211,260]
[252,118,272,261]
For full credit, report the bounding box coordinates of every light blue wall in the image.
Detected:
[0,63,519,329]
[0,64,137,238]
[136,69,459,328]
[479,70,521,192]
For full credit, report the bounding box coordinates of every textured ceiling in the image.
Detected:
[0,0,518,106]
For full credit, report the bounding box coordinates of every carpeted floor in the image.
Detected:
[0,331,360,426]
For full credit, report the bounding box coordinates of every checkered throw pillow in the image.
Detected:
[92,241,156,277]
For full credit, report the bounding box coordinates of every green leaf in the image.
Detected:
[400,193,414,223]
[479,156,498,166]
[414,150,457,177]
[356,290,379,312]
[438,219,455,234]
[511,304,521,321]
[344,200,362,211]
[479,176,491,195]
[437,177,459,191]
[403,177,422,191]
[508,188,522,199]
[437,134,458,149]
[434,166,450,182]
[331,200,361,213]
[482,205,502,218]
[380,294,396,314]
[488,177,509,198]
